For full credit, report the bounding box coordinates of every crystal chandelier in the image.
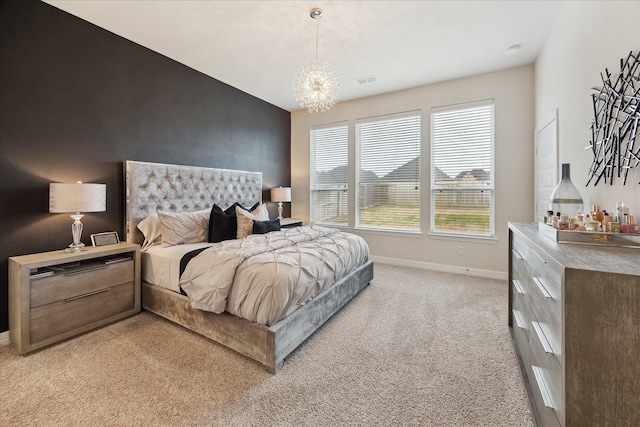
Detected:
[293,8,341,113]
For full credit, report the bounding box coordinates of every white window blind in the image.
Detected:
[430,100,494,236]
[356,111,421,231]
[311,123,349,225]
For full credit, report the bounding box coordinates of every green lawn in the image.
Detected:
[359,204,420,230]
[320,203,490,233]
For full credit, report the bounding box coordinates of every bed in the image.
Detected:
[124,160,373,373]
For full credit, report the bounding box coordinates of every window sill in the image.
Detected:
[354,227,423,237]
[428,232,497,244]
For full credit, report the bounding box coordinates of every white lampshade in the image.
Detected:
[271,187,291,203]
[49,182,106,213]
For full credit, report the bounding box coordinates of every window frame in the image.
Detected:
[310,122,349,226]
[355,110,422,233]
[429,99,495,238]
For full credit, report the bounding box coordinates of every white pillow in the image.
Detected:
[137,213,162,250]
[236,204,269,239]
[157,208,210,246]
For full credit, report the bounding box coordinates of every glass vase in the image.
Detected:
[549,163,584,217]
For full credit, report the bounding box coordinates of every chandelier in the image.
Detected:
[293,8,341,113]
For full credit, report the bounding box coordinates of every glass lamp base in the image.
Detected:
[66,214,86,252]
[65,242,86,253]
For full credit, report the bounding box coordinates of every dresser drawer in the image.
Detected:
[525,280,562,361]
[529,314,564,427]
[511,313,530,367]
[511,235,531,264]
[30,260,134,308]
[511,282,532,367]
[513,234,562,302]
[512,278,527,313]
[30,282,135,344]
[528,363,562,427]
[526,250,562,302]
[512,260,530,304]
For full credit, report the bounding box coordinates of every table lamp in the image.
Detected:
[270,187,291,220]
[49,182,106,252]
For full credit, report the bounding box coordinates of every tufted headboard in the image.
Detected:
[124,160,262,245]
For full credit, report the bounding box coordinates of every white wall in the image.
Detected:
[536,1,640,218]
[292,65,535,277]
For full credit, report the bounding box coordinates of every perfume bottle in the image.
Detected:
[602,211,611,232]
[549,163,584,217]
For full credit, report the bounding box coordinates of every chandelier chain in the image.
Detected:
[315,15,322,61]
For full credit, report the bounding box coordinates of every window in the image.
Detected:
[356,111,421,231]
[430,100,494,237]
[310,123,349,225]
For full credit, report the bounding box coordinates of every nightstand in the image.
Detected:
[8,242,141,355]
[280,218,304,228]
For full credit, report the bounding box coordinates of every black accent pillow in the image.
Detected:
[208,202,259,243]
[252,218,281,235]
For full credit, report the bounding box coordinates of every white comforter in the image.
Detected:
[180,225,369,325]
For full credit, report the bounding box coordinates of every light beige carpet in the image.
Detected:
[1,263,533,426]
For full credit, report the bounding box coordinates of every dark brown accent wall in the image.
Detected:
[0,1,291,332]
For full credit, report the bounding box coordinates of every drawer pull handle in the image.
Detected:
[532,365,555,409]
[531,249,547,264]
[65,265,108,276]
[532,321,554,354]
[512,279,524,295]
[533,276,552,299]
[512,309,525,329]
[512,248,524,263]
[65,287,110,302]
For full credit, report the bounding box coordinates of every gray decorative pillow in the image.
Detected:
[157,208,210,246]
[236,204,269,239]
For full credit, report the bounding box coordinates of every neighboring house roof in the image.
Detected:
[454,168,490,181]
[359,169,379,183]
[382,157,420,182]
[316,165,347,184]
[381,157,451,182]
[316,165,378,184]
[432,165,450,181]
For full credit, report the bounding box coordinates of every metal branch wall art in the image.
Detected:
[587,50,640,186]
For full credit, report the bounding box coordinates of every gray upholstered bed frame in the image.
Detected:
[124,160,373,373]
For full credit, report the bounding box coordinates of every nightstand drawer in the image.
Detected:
[30,282,135,344]
[30,260,134,308]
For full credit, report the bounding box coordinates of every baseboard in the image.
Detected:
[370,255,507,280]
[0,330,10,346]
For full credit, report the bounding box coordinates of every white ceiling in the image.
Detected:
[44,0,564,112]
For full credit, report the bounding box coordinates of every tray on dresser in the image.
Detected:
[538,222,640,248]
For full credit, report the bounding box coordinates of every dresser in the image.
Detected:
[508,222,639,426]
[9,243,141,354]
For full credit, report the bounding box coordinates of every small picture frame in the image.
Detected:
[91,231,120,247]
